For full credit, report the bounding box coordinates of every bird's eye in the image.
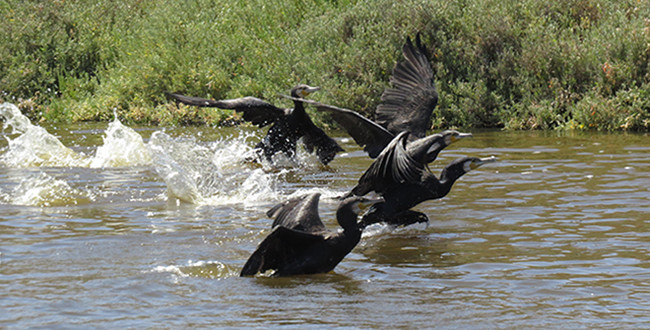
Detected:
[463,161,473,172]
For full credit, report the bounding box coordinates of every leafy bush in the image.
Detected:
[1,0,648,130]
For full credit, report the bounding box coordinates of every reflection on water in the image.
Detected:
[1,102,649,327]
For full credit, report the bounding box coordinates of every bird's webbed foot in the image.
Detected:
[358,204,429,229]
[384,210,429,227]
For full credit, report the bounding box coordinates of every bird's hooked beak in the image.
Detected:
[426,131,473,159]
[301,85,320,97]
[469,156,497,170]
[447,131,473,145]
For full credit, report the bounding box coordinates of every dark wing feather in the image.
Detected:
[240,226,325,276]
[166,92,223,107]
[352,131,424,196]
[375,35,438,139]
[314,103,394,158]
[267,193,326,233]
[167,92,287,127]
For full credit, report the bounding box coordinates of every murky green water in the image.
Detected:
[1,103,649,328]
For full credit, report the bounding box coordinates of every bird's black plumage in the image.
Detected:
[240,193,378,277]
[349,130,472,197]
[267,193,326,233]
[375,34,438,140]
[354,132,496,227]
[167,85,343,165]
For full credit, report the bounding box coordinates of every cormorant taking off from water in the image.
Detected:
[283,34,439,159]
[350,130,472,197]
[353,131,496,228]
[240,193,379,277]
[167,85,344,165]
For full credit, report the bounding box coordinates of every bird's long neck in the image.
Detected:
[291,98,316,130]
[336,206,361,236]
[293,100,305,112]
[406,136,445,164]
[435,168,462,197]
[291,96,306,116]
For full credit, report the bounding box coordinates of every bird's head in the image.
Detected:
[427,130,473,163]
[290,84,320,98]
[441,130,473,146]
[442,156,497,181]
[336,195,384,231]
[411,130,473,164]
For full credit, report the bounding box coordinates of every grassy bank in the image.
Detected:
[1,0,649,130]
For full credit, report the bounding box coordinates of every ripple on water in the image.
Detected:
[2,106,650,328]
[149,260,238,280]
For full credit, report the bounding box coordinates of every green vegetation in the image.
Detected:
[1,0,649,130]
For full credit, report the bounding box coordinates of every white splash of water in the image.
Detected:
[0,103,90,167]
[0,103,153,168]
[201,132,290,206]
[361,221,430,238]
[0,102,32,132]
[149,260,233,280]
[7,171,93,207]
[1,102,329,208]
[259,140,325,171]
[150,264,190,277]
[147,130,286,206]
[361,223,393,238]
[201,167,284,206]
[284,187,345,201]
[148,131,204,204]
[209,130,260,173]
[90,115,152,168]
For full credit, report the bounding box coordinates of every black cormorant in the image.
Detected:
[352,132,496,228]
[349,129,472,198]
[240,193,380,277]
[167,85,344,165]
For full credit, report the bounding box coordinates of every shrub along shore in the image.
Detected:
[1,0,649,130]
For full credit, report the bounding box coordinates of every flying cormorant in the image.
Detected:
[352,132,496,228]
[348,129,472,198]
[167,85,344,165]
[240,193,380,277]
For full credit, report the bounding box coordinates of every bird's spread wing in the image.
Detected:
[240,226,325,276]
[267,193,326,233]
[282,96,394,158]
[166,92,223,107]
[375,34,438,139]
[352,131,424,196]
[314,102,394,158]
[167,92,287,127]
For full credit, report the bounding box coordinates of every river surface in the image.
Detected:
[1,103,649,328]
